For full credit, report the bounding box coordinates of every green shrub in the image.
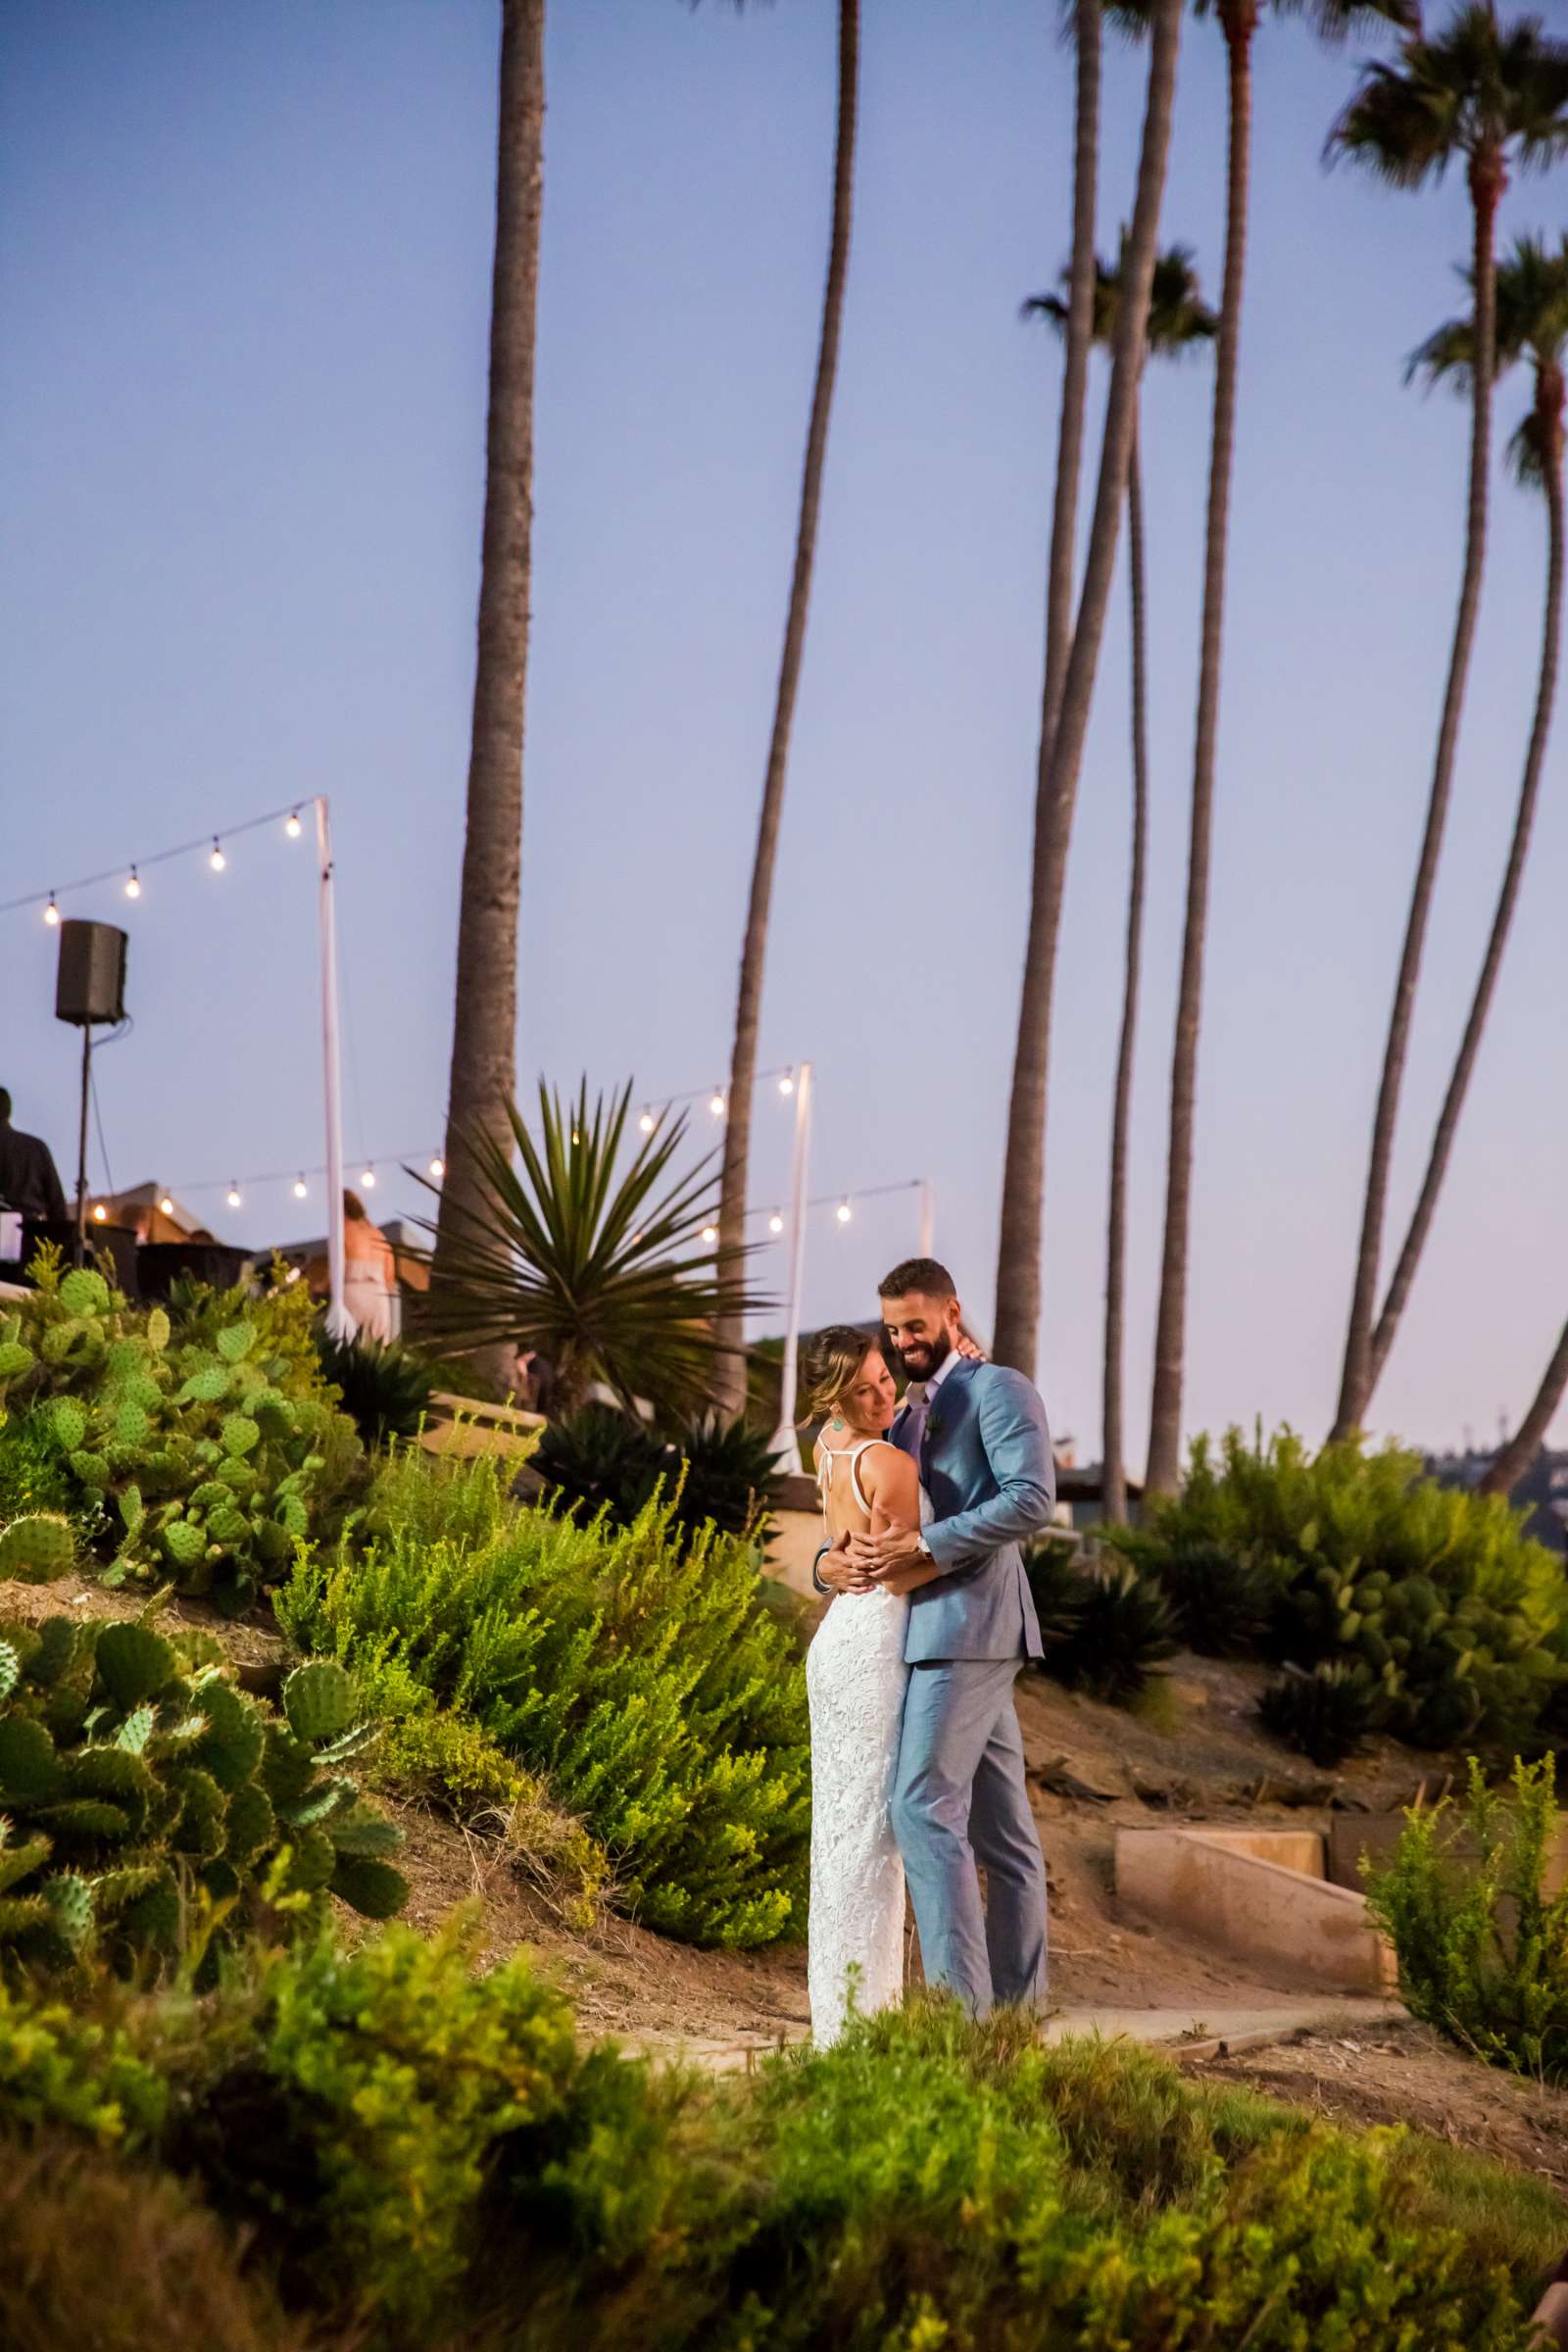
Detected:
[0,1610,405,1979]
[0,1975,167,2144]
[1366,1754,1568,2083]
[313,1330,435,1446]
[531,1401,782,1553]
[0,1942,1556,2349]
[1035,1552,1178,1707]
[277,1446,809,1947]
[1112,1427,1568,1754]
[518,2002,1552,2351]
[1258,1660,1389,1766]
[190,1919,580,2328]
[0,1255,366,1613]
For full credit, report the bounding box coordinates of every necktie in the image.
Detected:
[900,1383,929,1463]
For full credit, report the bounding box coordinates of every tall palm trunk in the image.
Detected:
[712,0,858,1416]
[1483,1310,1568,1497]
[1044,1,1104,751]
[1367,360,1564,1397]
[1102,416,1149,1527]
[1143,0,1253,1498]
[1331,144,1502,1441]
[434,0,546,1340]
[994,0,1181,1377]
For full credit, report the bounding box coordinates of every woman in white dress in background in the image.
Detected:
[803,1327,938,2044]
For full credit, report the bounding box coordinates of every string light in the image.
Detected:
[571,1127,580,1146]
[778,1072,795,1096]
[429,1156,444,1180]
[285,810,302,839]
[158,1196,173,1216]
[43,895,58,927]
[769,1213,784,1235]
[639,1110,656,1134]
[360,1167,375,1189]
[226,1183,242,1208]
[210,838,226,872]
[702,1224,718,1243]
[836,1200,853,1225]
[292,1176,308,1200]
[92,1203,108,1224]
[709,1092,725,1117]
[124,867,141,901]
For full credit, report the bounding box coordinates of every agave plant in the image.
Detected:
[411,1082,767,1420]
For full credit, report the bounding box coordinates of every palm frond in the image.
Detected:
[1328,11,1568,181]
[408,1079,769,1419]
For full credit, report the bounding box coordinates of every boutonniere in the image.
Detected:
[925,1409,943,1447]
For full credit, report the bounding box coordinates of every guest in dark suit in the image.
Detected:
[0,1089,68,1223]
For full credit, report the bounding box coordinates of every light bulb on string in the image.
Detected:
[570,1128,580,1147]
[361,1167,375,1189]
[709,1093,725,1118]
[43,894,59,927]
[638,1110,655,1134]
[702,1224,718,1244]
[293,1177,308,1200]
[124,867,141,901]
[429,1156,444,1180]
[226,1183,242,1209]
[285,810,302,839]
[210,838,226,872]
[92,1203,107,1225]
[836,1200,853,1225]
[768,1213,784,1235]
[778,1072,794,1096]
[158,1197,173,1216]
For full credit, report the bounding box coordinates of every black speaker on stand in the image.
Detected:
[55,920,128,1266]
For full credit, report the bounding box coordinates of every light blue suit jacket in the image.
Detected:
[892,1357,1054,1663]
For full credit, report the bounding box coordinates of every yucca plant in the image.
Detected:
[314,1331,436,1447]
[1258,1660,1388,1769]
[411,1081,766,1421]
[1041,1555,1177,1708]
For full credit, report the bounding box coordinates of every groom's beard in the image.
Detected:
[893,1331,953,1384]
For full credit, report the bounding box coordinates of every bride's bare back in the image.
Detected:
[815,1435,919,1548]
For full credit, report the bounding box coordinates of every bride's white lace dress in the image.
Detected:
[806,1440,917,2045]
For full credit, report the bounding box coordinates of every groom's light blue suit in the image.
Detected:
[889,1356,1054,2017]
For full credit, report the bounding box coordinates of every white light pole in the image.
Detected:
[315,795,353,1340]
[770,1058,813,1472]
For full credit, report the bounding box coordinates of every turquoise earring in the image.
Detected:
[831,1412,845,1431]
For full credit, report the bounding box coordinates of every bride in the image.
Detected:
[802,1326,939,2044]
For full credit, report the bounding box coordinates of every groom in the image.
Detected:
[817,1257,1054,2018]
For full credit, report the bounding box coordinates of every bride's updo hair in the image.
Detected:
[800,1325,877,1425]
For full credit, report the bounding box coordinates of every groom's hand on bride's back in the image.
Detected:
[817,1530,874,1594]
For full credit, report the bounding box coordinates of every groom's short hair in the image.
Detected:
[879,1256,956,1303]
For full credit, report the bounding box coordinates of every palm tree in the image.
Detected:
[1326,5,1568,1444]
[1138,0,1416,1498]
[433,0,547,1371]
[711,0,858,1415]
[992,0,1185,1379]
[1026,249,1217,1522]
[1362,235,1568,1406]
[416,1081,764,1419]
[1483,1314,1568,1495]
[1044,2,1105,761]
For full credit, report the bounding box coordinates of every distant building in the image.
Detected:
[1428,1445,1568,1557]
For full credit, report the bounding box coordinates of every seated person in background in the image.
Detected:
[0,1088,68,1224]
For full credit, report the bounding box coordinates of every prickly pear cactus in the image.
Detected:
[0,1514,75,1584]
[0,1606,404,1980]
[0,1261,365,1610]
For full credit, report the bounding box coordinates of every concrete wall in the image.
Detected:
[1115,1828,1396,1994]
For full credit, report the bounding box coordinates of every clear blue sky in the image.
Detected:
[3,0,1563,1464]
